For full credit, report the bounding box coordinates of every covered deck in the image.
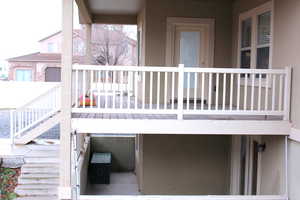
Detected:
[71,64,291,135]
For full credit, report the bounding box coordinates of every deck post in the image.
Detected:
[84,24,92,95]
[283,66,292,121]
[59,0,73,199]
[177,64,184,120]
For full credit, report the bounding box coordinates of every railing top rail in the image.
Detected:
[73,64,288,74]
[15,83,61,110]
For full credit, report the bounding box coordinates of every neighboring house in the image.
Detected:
[7,52,84,82]
[9,0,300,200]
[7,27,137,82]
[0,64,8,81]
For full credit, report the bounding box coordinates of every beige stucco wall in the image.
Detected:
[272,0,300,129]
[144,0,232,67]
[140,135,231,195]
[91,136,135,172]
[260,136,285,195]
[288,140,300,200]
[139,0,233,104]
[232,1,300,198]
[232,0,300,128]
[80,139,91,195]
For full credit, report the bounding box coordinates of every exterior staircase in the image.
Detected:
[10,84,61,145]
[15,144,60,200]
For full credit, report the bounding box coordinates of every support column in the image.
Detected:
[84,24,92,93]
[85,24,92,64]
[59,0,73,199]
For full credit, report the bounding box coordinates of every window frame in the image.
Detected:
[237,1,274,71]
[15,68,33,81]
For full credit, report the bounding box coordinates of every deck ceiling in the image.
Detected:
[89,0,141,15]
[76,0,142,24]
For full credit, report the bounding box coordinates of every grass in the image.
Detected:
[0,167,20,200]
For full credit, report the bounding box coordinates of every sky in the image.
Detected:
[0,0,136,74]
[0,1,64,70]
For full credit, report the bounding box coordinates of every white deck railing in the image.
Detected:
[10,84,61,142]
[72,64,291,120]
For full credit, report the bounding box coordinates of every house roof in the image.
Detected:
[7,52,84,63]
[38,30,83,42]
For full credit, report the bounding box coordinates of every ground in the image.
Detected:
[0,167,20,200]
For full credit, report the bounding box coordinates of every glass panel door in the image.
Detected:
[179,31,200,88]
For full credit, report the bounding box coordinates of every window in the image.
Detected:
[238,2,272,71]
[47,42,56,53]
[15,69,32,81]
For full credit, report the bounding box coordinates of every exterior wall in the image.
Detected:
[288,140,300,200]
[232,1,300,199]
[260,136,285,195]
[140,0,233,103]
[141,135,231,195]
[40,33,62,53]
[80,140,91,195]
[8,62,37,81]
[144,0,232,67]
[8,62,60,81]
[272,0,300,129]
[90,136,135,172]
[40,32,85,56]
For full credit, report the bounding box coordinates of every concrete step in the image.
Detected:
[25,150,59,158]
[21,166,59,174]
[16,197,58,200]
[21,163,59,168]
[24,157,59,164]
[18,177,59,185]
[15,185,58,190]
[26,144,59,151]
[16,188,57,196]
[20,173,59,179]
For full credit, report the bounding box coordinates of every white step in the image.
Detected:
[21,167,59,174]
[16,188,57,196]
[25,150,59,158]
[20,173,59,179]
[16,185,58,190]
[24,157,59,164]
[21,163,59,168]
[26,144,59,151]
[18,177,59,185]
[16,197,58,200]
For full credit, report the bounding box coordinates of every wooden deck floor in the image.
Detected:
[72,95,282,120]
[72,112,282,120]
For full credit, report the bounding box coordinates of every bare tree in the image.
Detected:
[91,25,132,66]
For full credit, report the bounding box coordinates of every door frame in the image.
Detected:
[230,136,262,195]
[165,17,215,67]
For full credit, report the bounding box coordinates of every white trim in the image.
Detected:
[72,119,291,135]
[79,195,287,200]
[289,128,300,142]
[230,136,242,195]
[237,1,273,70]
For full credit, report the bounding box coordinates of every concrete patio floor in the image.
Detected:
[85,172,140,195]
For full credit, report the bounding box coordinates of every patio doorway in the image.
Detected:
[166,18,215,103]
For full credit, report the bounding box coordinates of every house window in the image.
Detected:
[48,42,56,53]
[15,69,32,81]
[238,2,272,71]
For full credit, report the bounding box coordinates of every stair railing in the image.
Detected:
[10,84,61,143]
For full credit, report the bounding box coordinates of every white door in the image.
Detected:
[166,18,214,102]
[174,26,213,100]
